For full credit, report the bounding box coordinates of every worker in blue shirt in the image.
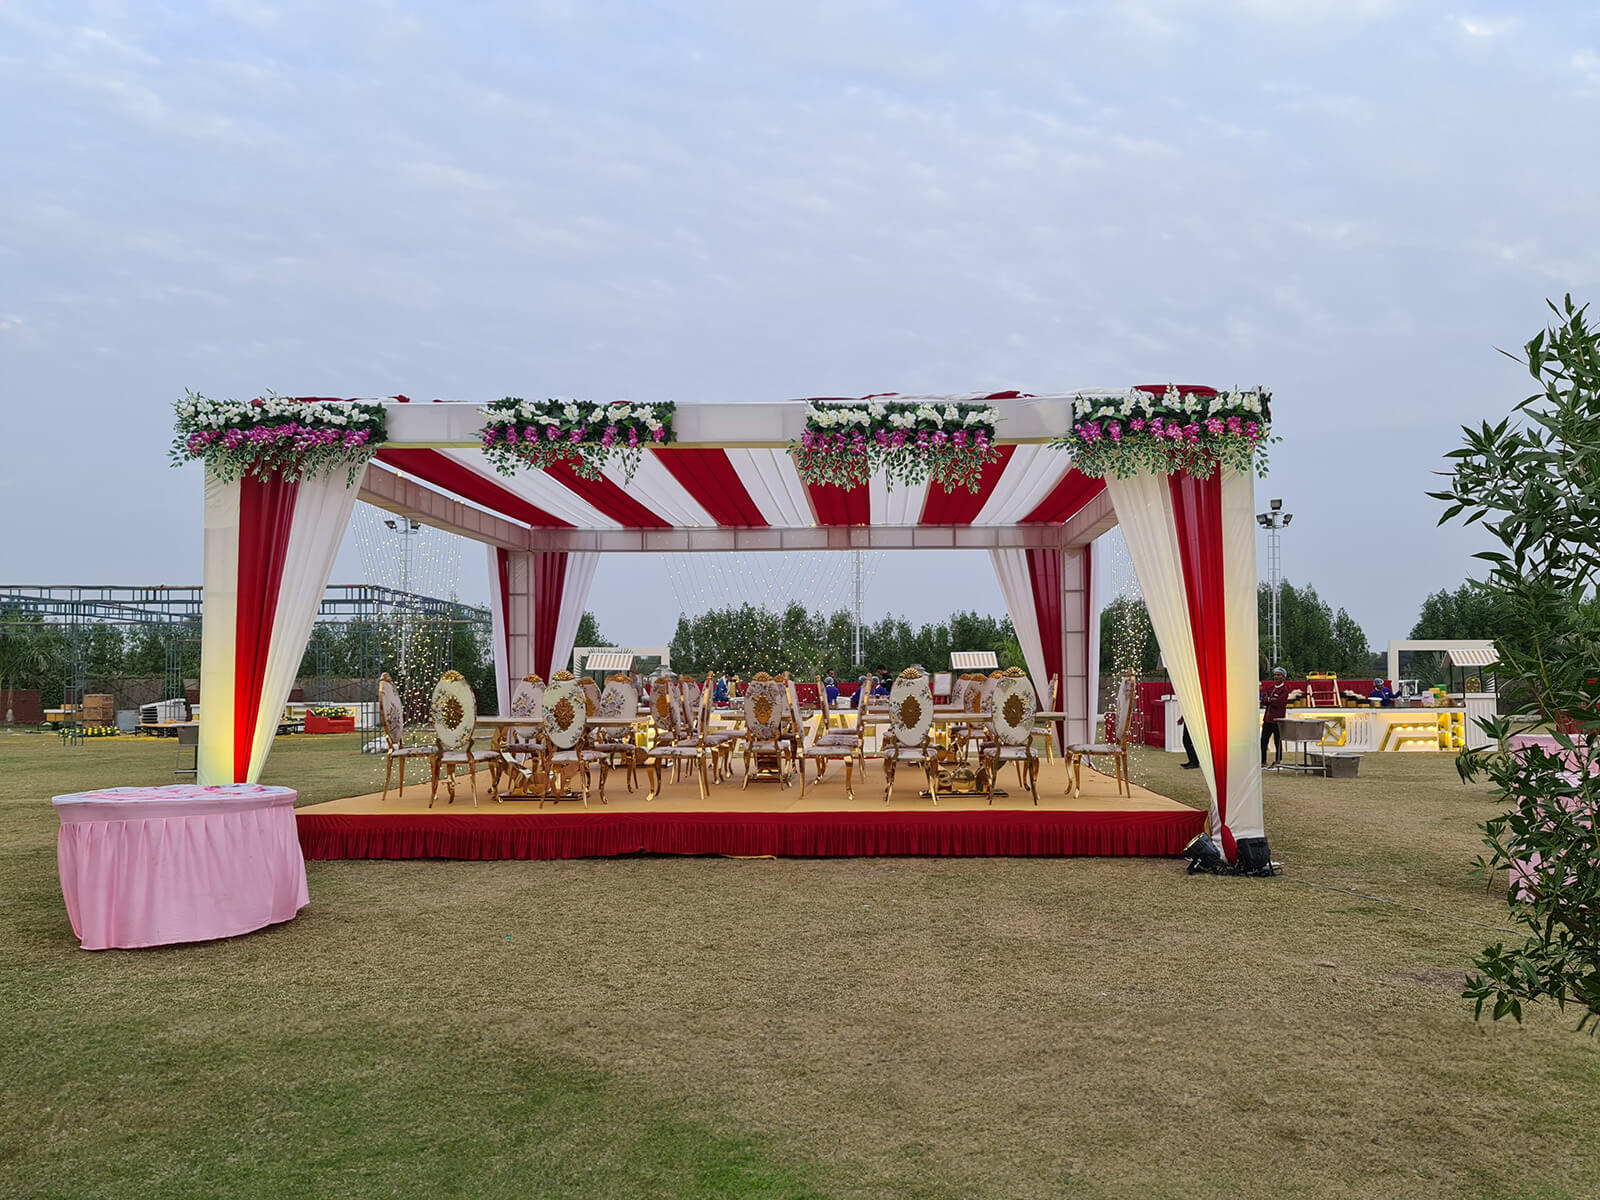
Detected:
[1369,678,1397,707]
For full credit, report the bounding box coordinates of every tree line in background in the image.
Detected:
[667,604,1024,680]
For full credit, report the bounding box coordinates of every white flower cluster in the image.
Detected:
[1070,387,1269,422]
[500,397,658,426]
[176,392,369,429]
[805,401,999,429]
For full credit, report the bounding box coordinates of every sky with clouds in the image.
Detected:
[3,1,1597,651]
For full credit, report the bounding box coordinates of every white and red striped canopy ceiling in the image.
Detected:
[335,392,1135,534]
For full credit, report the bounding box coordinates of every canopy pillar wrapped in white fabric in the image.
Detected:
[490,548,602,684]
[1102,468,1263,859]
[198,467,362,784]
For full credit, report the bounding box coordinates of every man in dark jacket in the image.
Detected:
[1260,666,1292,766]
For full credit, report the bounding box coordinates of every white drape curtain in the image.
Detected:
[1220,470,1265,839]
[197,472,241,785]
[550,552,600,676]
[989,548,1051,711]
[246,467,362,780]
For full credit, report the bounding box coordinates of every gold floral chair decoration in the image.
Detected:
[491,673,544,797]
[642,674,719,801]
[429,670,480,806]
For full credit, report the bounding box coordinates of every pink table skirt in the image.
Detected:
[53,784,309,950]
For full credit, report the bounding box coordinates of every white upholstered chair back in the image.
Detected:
[430,671,477,752]
[508,675,544,743]
[888,669,934,747]
[991,672,1038,747]
[542,677,588,750]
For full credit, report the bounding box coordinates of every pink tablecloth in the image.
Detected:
[52,784,309,950]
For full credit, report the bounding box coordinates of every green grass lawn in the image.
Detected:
[3,730,1599,1199]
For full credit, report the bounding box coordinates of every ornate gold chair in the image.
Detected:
[643,677,717,800]
[492,673,544,797]
[740,673,789,787]
[591,674,642,792]
[883,667,938,805]
[378,673,433,800]
[798,680,868,800]
[1066,670,1135,798]
[539,672,609,806]
[979,667,1041,805]
[428,670,480,806]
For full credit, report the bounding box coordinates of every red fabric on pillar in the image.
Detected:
[531,552,568,679]
[1024,548,1064,695]
[1168,472,1233,857]
[653,448,768,526]
[233,473,299,781]
[495,547,511,670]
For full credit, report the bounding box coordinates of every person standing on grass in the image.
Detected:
[1260,666,1292,765]
[1177,715,1200,769]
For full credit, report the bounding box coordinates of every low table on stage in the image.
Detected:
[52,783,309,950]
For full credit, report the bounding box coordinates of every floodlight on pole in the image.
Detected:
[1256,498,1292,666]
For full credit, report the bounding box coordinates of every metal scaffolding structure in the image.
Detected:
[0,584,490,715]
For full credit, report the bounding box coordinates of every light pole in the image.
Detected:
[1255,498,1293,667]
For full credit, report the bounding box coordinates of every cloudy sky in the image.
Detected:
[3,1,1597,648]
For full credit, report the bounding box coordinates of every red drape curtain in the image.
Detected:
[233,473,299,781]
[1167,472,1232,857]
[1024,548,1064,702]
[531,551,568,679]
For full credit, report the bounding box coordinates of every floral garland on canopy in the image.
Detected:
[478,398,675,483]
[1053,385,1273,479]
[170,392,387,484]
[790,399,1002,492]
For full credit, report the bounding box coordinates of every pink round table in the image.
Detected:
[52,784,309,950]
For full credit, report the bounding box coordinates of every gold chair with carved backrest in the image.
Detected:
[491,673,544,797]
[378,673,433,800]
[697,672,741,782]
[539,672,609,806]
[1066,670,1135,798]
[799,677,868,800]
[642,674,718,801]
[883,668,939,805]
[578,675,602,718]
[740,673,789,788]
[979,667,1041,805]
[590,674,642,792]
[429,670,480,807]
